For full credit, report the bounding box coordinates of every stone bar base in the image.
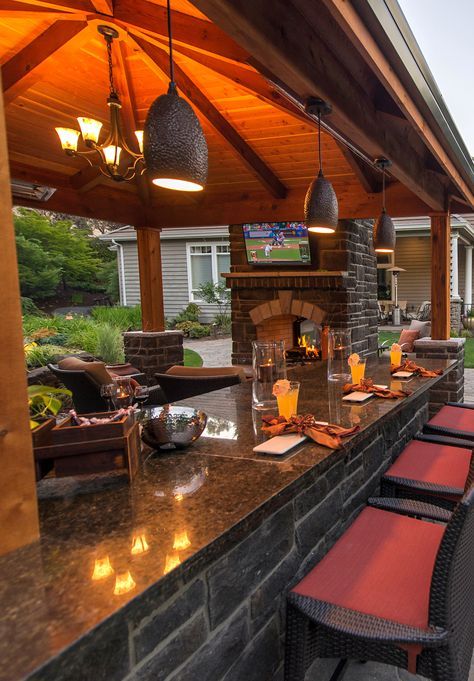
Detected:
[450,299,463,335]
[123,331,184,384]
[414,338,465,416]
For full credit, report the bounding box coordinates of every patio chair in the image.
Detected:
[377,301,390,324]
[154,372,240,403]
[422,402,474,443]
[49,363,165,413]
[407,300,431,321]
[284,486,474,681]
[380,438,474,510]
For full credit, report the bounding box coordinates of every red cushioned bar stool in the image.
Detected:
[423,402,474,442]
[380,439,474,510]
[284,487,474,681]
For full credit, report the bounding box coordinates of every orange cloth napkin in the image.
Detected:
[343,378,410,399]
[391,360,443,378]
[262,414,359,450]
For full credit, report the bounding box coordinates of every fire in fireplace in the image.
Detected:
[286,319,322,364]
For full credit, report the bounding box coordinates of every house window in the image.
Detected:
[187,243,230,301]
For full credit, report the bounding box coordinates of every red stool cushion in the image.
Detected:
[292,507,445,629]
[385,440,471,490]
[428,405,474,433]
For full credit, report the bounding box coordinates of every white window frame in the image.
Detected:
[186,241,230,302]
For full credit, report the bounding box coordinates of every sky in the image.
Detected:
[397,0,474,155]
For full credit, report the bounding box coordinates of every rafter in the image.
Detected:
[89,0,112,14]
[114,0,247,64]
[188,0,447,211]
[132,33,287,200]
[70,164,103,193]
[0,0,76,17]
[336,143,380,194]
[2,20,89,105]
[0,0,92,13]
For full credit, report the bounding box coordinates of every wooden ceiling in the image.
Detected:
[1,0,472,227]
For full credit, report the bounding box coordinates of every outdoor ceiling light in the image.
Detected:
[143,0,208,191]
[55,25,144,183]
[373,158,396,253]
[304,98,338,233]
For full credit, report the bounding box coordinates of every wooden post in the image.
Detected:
[0,75,40,555]
[430,213,451,340]
[136,227,165,332]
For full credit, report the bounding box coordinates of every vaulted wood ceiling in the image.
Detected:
[1,0,472,227]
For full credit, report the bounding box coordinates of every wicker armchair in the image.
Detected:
[284,487,474,681]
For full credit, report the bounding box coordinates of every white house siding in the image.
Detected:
[117,237,229,323]
[395,236,431,309]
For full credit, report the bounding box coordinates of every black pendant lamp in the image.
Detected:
[304,98,338,233]
[143,0,208,191]
[373,158,396,253]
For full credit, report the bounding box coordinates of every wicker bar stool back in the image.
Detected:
[284,486,474,681]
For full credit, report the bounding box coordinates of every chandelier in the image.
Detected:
[55,25,144,183]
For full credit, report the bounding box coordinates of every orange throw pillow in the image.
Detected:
[398,329,420,353]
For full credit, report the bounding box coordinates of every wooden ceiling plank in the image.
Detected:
[320,0,474,209]
[0,0,75,17]
[188,0,447,212]
[132,33,287,199]
[114,0,248,64]
[89,0,112,14]
[1,0,92,13]
[2,19,89,105]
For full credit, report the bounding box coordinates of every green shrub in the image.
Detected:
[91,305,142,330]
[95,323,125,364]
[175,321,210,338]
[38,333,69,346]
[25,345,68,368]
[21,297,43,316]
[173,303,201,326]
[214,312,231,333]
[460,328,472,338]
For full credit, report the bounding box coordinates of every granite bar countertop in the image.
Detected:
[0,357,456,680]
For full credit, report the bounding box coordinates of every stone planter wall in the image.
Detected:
[123,331,184,384]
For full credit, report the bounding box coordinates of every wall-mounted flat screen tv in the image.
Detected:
[243,222,311,265]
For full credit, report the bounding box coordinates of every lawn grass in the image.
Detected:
[378,330,474,368]
[184,348,203,367]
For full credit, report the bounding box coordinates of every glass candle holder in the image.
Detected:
[327,329,351,384]
[252,340,286,409]
[112,376,134,409]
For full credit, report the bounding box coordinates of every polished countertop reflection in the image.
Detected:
[0,357,455,680]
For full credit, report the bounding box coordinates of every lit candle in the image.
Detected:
[257,360,273,383]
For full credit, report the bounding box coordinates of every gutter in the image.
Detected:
[112,239,127,306]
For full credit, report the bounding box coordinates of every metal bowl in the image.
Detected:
[141,406,207,451]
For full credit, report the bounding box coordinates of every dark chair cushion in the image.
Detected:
[155,373,240,403]
[292,506,445,629]
[385,440,471,491]
[428,405,474,436]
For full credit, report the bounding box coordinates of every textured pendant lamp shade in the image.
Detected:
[144,83,208,191]
[143,0,208,191]
[304,98,338,233]
[374,158,395,253]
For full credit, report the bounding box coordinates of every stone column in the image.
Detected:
[123,331,184,384]
[465,245,473,307]
[414,338,465,416]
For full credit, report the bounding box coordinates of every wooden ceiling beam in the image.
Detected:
[0,0,78,17]
[70,164,103,192]
[188,0,447,212]
[2,20,89,105]
[132,33,287,200]
[336,143,380,194]
[114,0,247,64]
[0,0,92,13]
[89,0,112,14]
[320,0,474,209]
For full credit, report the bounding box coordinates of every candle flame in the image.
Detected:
[113,570,136,595]
[91,556,114,581]
[131,533,150,555]
[173,530,191,551]
[164,554,181,574]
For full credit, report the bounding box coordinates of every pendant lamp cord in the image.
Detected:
[318,109,323,176]
[106,36,117,99]
[167,0,176,89]
[382,167,386,211]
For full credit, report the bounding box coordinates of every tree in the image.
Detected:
[14,208,115,301]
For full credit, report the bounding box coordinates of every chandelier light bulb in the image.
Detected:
[55,127,80,152]
[113,570,136,596]
[91,555,114,581]
[134,130,144,153]
[77,117,103,144]
[103,144,122,166]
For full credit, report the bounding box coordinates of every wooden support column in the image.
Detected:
[430,213,451,340]
[136,227,165,332]
[0,75,39,555]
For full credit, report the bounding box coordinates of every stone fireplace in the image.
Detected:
[224,220,378,365]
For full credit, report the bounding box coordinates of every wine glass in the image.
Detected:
[134,385,150,406]
[100,383,117,412]
[112,377,134,409]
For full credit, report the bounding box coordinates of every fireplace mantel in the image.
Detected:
[223,270,348,279]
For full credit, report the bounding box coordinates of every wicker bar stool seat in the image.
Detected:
[284,487,474,681]
[381,439,474,509]
[423,403,474,442]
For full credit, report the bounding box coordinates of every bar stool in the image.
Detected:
[284,487,474,681]
[423,402,474,442]
[380,439,474,509]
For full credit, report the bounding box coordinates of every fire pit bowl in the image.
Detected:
[141,406,208,451]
